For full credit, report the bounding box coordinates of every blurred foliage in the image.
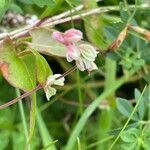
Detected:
[0,0,150,150]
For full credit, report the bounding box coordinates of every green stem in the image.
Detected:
[27,93,37,148]
[104,58,117,91]
[77,70,83,114]
[108,85,147,150]
[16,89,30,149]
[97,58,116,150]
[77,137,81,150]
[65,71,135,150]
[148,85,150,120]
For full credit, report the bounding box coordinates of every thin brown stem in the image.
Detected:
[0,84,43,110]
[0,65,77,110]
[56,65,77,80]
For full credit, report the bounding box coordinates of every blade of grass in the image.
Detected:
[77,70,83,114]
[36,111,56,150]
[87,135,114,149]
[41,140,58,150]
[97,58,116,149]
[27,93,36,147]
[77,137,81,150]
[16,88,30,149]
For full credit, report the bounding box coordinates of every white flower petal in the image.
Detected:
[76,58,85,71]
[46,74,63,86]
[87,62,98,71]
[45,86,56,101]
[54,77,65,86]
[76,58,98,72]
[79,44,99,61]
[44,74,65,100]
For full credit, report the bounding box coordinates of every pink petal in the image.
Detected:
[66,44,80,62]
[52,31,65,44]
[64,29,83,43]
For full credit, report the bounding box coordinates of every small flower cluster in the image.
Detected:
[52,29,99,71]
[44,29,99,100]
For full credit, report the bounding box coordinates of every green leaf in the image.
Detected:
[0,108,14,149]
[116,98,138,121]
[18,0,33,4]
[19,52,37,146]
[121,142,137,150]
[29,28,67,57]
[0,38,35,91]
[120,128,141,150]
[121,128,138,143]
[134,88,145,120]
[133,59,145,68]
[0,0,10,21]
[0,131,10,149]
[108,122,139,136]
[40,0,63,18]
[19,0,56,8]
[119,2,129,23]
[29,49,52,83]
[143,128,150,149]
[19,51,36,87]
[17,51,37,146]
[9,3,23,14]
[0,0,5,10]
[82,0,109,50]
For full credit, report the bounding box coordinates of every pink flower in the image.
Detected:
[52,29,98,72]
[52,31,65,44]
[63,29,83,43]
[66,44,80,62]
[52,28,83,45]
[52,28,83,61]
[75,44,99,71]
